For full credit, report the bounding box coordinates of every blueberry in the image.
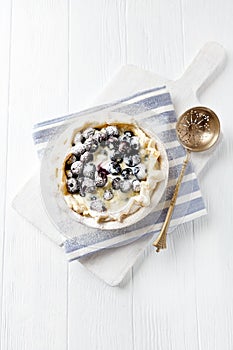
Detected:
[76,177,85,197]
[134,163,147,180]
[119,134,131,143]
[84,137,98,153]
[103,189,114,201]
[118,141,131,154]
[95,171,107,187]
[65,154,77,169]
[132,166,139,175]
[130,136,140,151]
[109,162,121,175]
[71,142,86,157]
[83,163,96,179]
[99,128,108,142]
[66,178,79,194]
[112,177,121,190]
[73,132,84,144]
[132,179,141,192]
[81,178,96,193]
[98,166,109,176]
[77,176,84,184]
[131,154,141,166]
[82,127,95,139]
[99,141,106,148]
[80,151,93,163]
[92,131,101,143]
[121,168,133,179]
[111,151,123,163]
[106,125,119,138]
[123,154,133,167]
[124,130,134,137]
[100,140,107,147]
[71,161,83,176]
[79,187,86,197]
[66,170,73,178]
[106,136,119,150]
[90,199,106,212]
[120,180,132,193]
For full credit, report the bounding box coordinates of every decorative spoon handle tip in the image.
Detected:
[152,150,191,251]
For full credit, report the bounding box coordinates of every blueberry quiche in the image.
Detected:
[60,123,166,223]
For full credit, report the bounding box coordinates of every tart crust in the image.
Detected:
[60,122,165,223]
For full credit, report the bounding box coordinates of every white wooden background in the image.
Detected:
[1,1,233,349]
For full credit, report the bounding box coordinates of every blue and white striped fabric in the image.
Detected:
[33,86,206,260]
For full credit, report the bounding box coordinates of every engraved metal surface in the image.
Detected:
[176,107,220,152]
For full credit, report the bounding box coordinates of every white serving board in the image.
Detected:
[78,42,226,286]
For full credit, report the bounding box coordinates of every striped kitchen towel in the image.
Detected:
[33,85,206,260]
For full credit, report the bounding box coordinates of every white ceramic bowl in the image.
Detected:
[40,112,169,232]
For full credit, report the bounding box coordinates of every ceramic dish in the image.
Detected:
[40,112,169,231]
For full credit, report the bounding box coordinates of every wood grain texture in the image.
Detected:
[182,2,233,349]
[126,0,185,79]
[1,0,233,349]
[69,0,128,112]
[0,0,12,343]
[125,2,198,349]
[68,2,133,350]
[1,1,69,349]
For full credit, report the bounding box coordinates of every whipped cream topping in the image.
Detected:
[60,123,165,223]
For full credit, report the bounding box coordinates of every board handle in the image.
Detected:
[174,42,226,96]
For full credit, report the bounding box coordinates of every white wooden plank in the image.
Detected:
[182,1,233,349]
[0,0,12,341]
[125,1,202,349]
[1,1,69,349]
[68,1,133,349]
[68,263,133,350]
[131,226,200,350]
[69,0,127,112]
[126,0,185,80]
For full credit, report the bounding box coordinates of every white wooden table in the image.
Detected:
[1,1,233,349]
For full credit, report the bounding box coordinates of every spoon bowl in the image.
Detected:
[176,106,220,152]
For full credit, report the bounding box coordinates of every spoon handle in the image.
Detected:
[153,150,191,252]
